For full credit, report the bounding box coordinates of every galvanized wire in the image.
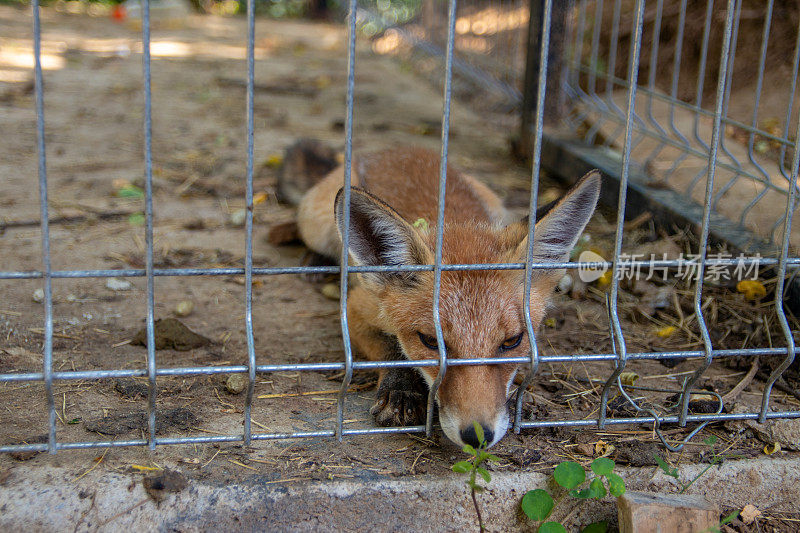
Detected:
[598,0,645,429]
[31,0,56,455]
[141,0,158,451]
[514,0,552,433]
[677,0,736,427]
[5,0,800,457]
[243,0,256,446]
[336,0,358,441]
[426,0,458,437]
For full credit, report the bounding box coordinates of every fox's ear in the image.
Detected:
[515,170,601,264]
[335,187,432,287]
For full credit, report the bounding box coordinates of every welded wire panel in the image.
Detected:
[4,0,800,458]
[567,0,800,248]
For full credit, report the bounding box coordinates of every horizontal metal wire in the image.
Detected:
[0,347,789,383]
[3,410,798,454]
[0,256,792,280]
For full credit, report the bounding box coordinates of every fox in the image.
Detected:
[279,140,601,448]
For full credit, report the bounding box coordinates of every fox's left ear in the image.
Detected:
[514,170,601,264]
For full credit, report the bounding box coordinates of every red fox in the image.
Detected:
[279,141,601,448]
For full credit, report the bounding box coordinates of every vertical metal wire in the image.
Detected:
[686,0,714,196]
[513,0,551,433]
[678,0,737,426]
[32,0,56,455]
[663,0,690,182]
[141,0,157,449]
[243,0,256,446]
[597,0,645,429]
[710,0,743,208]
[768,16,800,242]
[759,116,800,423]
[336,0,358,440]
[737,0,774,225]
[426,0,457,436]
[642,0,669,166]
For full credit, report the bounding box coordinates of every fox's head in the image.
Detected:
[335,171,601,448]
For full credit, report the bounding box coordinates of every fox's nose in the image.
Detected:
[460,424,494,448]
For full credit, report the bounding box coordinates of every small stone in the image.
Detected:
[321,283,340,300]
[618,491,718,533]
[175,300,194,317]
[32,288,44,303]
[225,374,248,394]
[229,208,247,227]
[105,278,132,291]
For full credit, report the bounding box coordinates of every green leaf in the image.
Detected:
[570,487,598,499]
[521,489,554,521]
[452,461,472,473]
[128,213,145,226]
[653,454,679,478]
[462,444,476,456]
[486,454,501,463]
[554,461,585,489]
[538,522,567,533]
[473,421,485,446]
[590,477,607,498]
[703,436,718,446]
[476,467,491,483]
[720,510,739,525]
[607,472,626,497]
[582,520,609,533]
[472,484,484,493]
[591,457,615,476]
[117,185,144,199]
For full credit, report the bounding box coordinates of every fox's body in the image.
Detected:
[285,142,600,448]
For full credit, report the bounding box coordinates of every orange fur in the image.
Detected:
[296,145,600,447]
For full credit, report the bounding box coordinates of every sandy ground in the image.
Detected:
[1,6,799,529]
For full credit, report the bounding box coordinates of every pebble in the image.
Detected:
[229,208,247,227]
[225,374,248,395]
[32,288,45,303]
[106,278,132,291]
[175,300,194,317]
[321,283,340,300]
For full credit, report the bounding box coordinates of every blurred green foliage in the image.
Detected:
[1,0,424,23]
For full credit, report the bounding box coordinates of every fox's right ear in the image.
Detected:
[334,187,432,288]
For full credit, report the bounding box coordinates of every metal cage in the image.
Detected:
[1,0,799,456]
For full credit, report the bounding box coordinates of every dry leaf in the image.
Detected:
[736,280,766,301]
[740,504,761,524]
[764,442,781,455]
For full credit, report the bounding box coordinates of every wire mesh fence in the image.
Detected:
[1,0,799,456]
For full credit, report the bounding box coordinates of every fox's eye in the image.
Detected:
[499,332,524,351]
[417,332,439,350]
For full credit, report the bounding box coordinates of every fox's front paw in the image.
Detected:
[370,389,426,426]
[370,367,428,426]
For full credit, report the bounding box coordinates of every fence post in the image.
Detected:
[519,0,568,159]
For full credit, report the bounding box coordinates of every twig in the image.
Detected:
[721,357,759,405]
[96,497,149,528]
[1,210,135,231]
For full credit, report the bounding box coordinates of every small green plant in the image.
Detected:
[451,422,500,532]
[654,436,724,494]
[520,457,626,533]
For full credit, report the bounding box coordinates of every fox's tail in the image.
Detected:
[276,139,339,206]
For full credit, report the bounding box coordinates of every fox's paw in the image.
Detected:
[370,389,426,427]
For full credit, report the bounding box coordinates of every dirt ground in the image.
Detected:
[1,6,799,530]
